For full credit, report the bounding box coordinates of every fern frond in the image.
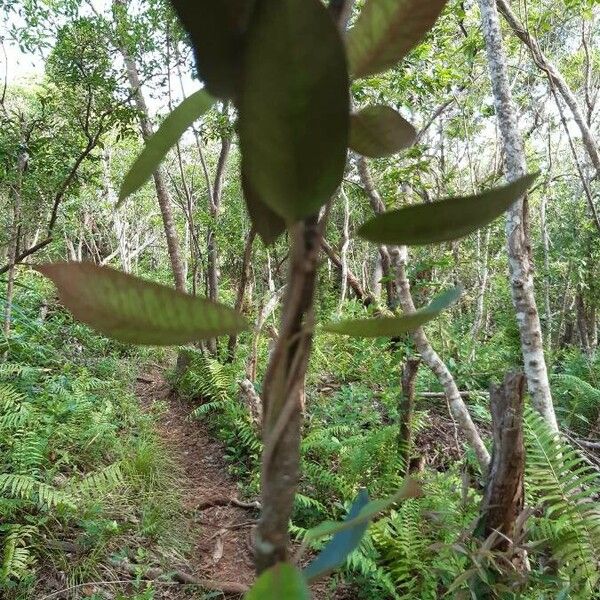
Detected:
[525,407,600,594]
[0,474,76,509]
[72,462,124,497]
[0,524,37,582]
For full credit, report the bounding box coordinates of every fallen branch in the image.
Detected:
[196,496,261,511]
[111,558,248,595]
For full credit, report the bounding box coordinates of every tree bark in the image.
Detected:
[399,358,420,473]
[496,0,600,174]
[395,246,491,471]
[478,0,558,431]
[478,371,525,548]
[3,148,26,337]
[255,218,320,573]
[114,0,186,293]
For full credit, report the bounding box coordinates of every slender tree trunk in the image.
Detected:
[470,228,491,357]
[226,228,256,361]
[114,0,186,292]
[337,189,350,313]
[3,148,25,337]
[255,218,320,572]
[478,0,558,431]
[395,246,491,470]
[540,194,552,342]
[576,291,591,355]
[321,239,372,306]
[399,358,420,474]
[358,158,490,471]
[4,208,20,337]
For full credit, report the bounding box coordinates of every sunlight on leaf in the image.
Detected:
[348,0,448,79]
[323,287,462,338]
[35,262,248,345]
[118,90,215,205]
[358,174,538,246]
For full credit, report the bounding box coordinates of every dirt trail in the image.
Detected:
[136,367,256,596]
[136,367,354,600]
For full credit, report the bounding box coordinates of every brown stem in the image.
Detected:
[255,218,320,573]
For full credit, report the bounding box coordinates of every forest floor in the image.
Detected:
[135,367,256,596]
[135,366,354,600]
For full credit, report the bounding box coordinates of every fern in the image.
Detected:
[72,462,124,497]
[0,525,37,582]
[524,407,600,595]
[0,474,76,509]
[551,373,600,435]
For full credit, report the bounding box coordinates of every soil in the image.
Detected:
[135,367,355,600]
[135,367,256,597]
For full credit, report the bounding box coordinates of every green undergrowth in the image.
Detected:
[174,307,600,598]
[0,275,189,599]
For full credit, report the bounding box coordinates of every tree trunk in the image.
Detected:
[470,228,491,357]
[114,0,186,293]
[255,218,320,573]
[478,0,558,431]
[3,148,26,337]
[540,194,552,342]
[337,189,350,313]
[395,246,491,471]
[358,159,490,471]
[474,372,526,596]
[399,358,420,474]
[227,228,256,361]
[478,372,525,546]
[321,239,372,306]
[576,291,591,355]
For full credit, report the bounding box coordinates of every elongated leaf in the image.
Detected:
[242,165,286,245]
[170,1,255,99]
[358,174,538,246]
[348,0,448,79]
[350,105,416,158]
[304,489,370,582]
[305,478,421,542]
[118,90,215,204]
[238,0,349,222]
[245,563,310,600]
[35,263,248,345]
[324,287,461,338]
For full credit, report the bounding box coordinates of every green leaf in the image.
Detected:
[358,174,538,246]
[245,563,310,600]
[170,1,255,99]
[238,0,349,222]
[35,262,248,346]
[118,90,215,204]
[304,489,370,582]
[348,0,448,79]
[242,165,286,245]
[323,287,461,338]
[350,105,416,158]
[304,478,422,542]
